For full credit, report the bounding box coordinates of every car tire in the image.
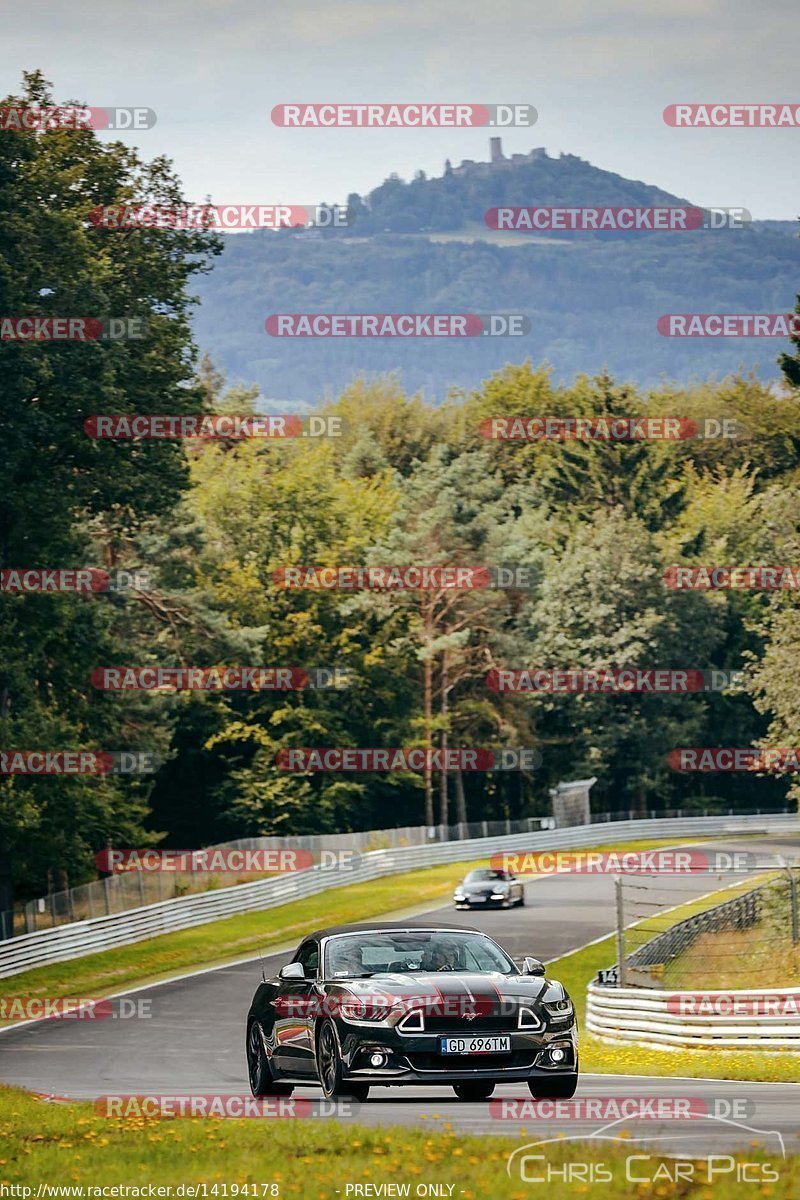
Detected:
[452,1082,496,1101]
[517,891,526,907]
[527,1072,578,1099]
[247,1020,294,1097]
[316,1020,370,1101]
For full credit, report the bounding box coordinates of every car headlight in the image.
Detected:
[454,891,465,898]
[338,1002,393,1023]
[490,891,506,898]
[543,998,574,1020]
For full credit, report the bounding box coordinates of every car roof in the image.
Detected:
[302,921,482,941]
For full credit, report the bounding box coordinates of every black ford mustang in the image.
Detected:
[246,921,578,1101]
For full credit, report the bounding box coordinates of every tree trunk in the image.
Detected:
[439,650,449,828]
[454,766,467,826]
[0,848,12,941]
[423,654,434,828]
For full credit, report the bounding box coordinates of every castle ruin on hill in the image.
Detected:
[444,138,585,177]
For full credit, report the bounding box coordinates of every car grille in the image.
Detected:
[423,1013,516,1033]
[407,1051,537,1071]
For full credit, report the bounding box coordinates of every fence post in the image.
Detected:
[615,877,627,986]
[779,859,799,944]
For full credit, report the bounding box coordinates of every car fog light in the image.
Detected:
[370,1051,387,1067]
[550,1048,565,1063]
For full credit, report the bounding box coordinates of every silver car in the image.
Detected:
[454,867,525,909]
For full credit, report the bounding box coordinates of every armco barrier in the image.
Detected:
[1,813,798,978]
[586,982,800,1050]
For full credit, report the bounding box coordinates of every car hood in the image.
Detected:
[328,972,549,1004]
[457,881,508,894]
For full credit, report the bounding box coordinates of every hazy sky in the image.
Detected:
[3,0,799,218]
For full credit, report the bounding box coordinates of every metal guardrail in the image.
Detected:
[586,982,800,1049]
[10,806,791,939]
[8,817,548,937]
[1,813,798,979]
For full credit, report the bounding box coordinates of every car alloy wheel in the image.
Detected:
[316,1019,370,1102]
[247,1020,294,1097]
[452,1082,495,1100]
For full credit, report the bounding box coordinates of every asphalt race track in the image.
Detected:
[1,835,799,1155]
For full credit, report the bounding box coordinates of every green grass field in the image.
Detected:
[1,1084,797,1197]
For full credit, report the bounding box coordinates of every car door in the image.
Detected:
[271,939,320,1075]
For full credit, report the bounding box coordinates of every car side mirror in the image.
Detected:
[279,961,306,980]
[521,956,546,976]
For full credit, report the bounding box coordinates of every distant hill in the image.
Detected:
[192,142,800,403]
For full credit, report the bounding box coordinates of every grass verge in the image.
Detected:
[550,874,800,1082]
[1,1084,797,1197]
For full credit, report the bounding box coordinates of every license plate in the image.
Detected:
[440,1036,511,1055]
[470,896,486,902]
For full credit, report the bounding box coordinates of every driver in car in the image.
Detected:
[426,941,460,971]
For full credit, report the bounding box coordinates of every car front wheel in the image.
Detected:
[316,1020,370,1101]
[527,1072,578,1099]
[247,1020,294,1097]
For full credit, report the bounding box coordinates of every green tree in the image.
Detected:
[0,71,220,895]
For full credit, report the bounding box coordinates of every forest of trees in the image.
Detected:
[2,73,800,903]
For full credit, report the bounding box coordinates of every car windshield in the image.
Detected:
[464,869,507,882]
[323,930,517,977]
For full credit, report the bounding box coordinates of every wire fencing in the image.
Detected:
[616,865,800,989]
